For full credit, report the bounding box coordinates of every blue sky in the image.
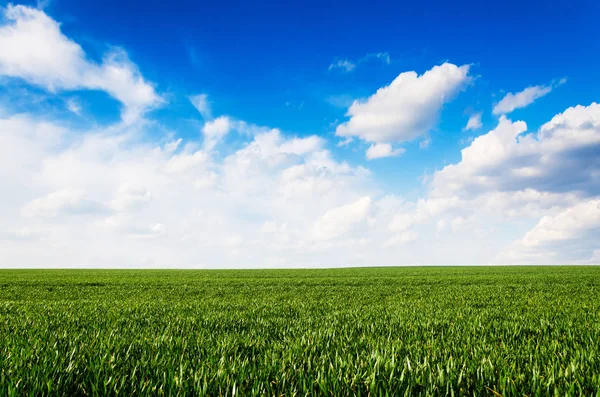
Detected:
[0,0,599,267]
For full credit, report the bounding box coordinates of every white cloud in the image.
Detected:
[21,189,106,218]
[493,84,554,115]
[423,102,600,264]
[202,116,232,150]
[104,214,166,240]
[311,197,372,241]
[464,112,482,131]
[66,98,82,115]
[328,59,355,72]
[366,52,391,65]
[0,8,596,269]
[432,103,600,198]
[389,213,414,233]
[111,185,152,211]
[497,200,600,264]
[384,231,417,247]
[328,52,391,72]
[0,5,162,123]
[0,226,47,242]
[164,147,205,172]
[365,143,404,160]
[326,94,355,109]
[0,109,384,267]
[1,99,599,266]
[336,63,471,148]
[36,0,51,9]
[337,137,353,147]
[189,94,211,119]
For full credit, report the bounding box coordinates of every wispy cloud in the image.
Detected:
[189,94,212,119]
[36,0,51,10]
[325,94,355,108]
[328,59,356,72]
[66,97,82,115]
[363,52,391,65]
[492,79,566,115]
[464,112,482,131]
[328,52,391,73]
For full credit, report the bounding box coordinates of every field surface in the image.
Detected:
[1,267,600,396]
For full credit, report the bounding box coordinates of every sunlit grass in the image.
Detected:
[1,266,599,396]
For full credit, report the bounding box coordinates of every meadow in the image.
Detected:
[1,266,599,396]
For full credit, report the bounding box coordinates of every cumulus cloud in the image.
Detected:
[384,231,417,247]
[0,7,596,267]
[365,143,404,160]
[311,197,372,241]
[464,112,482,131]
[0,5,162,123]
[111,186,152,211]
[389,213,415,233]
[0,108,384,267]
[423,102,600,264]
[202,116,232,150]
[2,98,599,266]
[104,214,166,240]
[432,103,600,198]
[21,189,106,218]
[497,200,600,264]
[336,63,471,148]
[492,79,565,115]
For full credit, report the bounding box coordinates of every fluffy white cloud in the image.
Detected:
[0,6,596,267]
[0,108,385,267]
[384,231,417,247]
[104,214,166,240]
[1,99,598,266]
[423,102,600,264]
[21,189,106,218]
[432,103,600,198]
[365,143,404,160]
[336,63,470,147]
[0,5,162,123]
[389,213,414,233]
[111,186,152,211]
[493,83,556,115]
[464,112,482,131]
[497,200,600,264]
[311,197,372,241]
[202,116,232,150]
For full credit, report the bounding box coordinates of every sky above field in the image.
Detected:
[0,0,599,267]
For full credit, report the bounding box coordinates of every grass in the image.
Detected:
[1,266,599,396]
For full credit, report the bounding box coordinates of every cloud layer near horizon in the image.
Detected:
[0,5,598,267]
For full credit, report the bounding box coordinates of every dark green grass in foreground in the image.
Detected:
[1,267,600,396]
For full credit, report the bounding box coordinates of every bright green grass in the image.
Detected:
[1,267,599,396]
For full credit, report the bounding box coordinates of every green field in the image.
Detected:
[1,267,599,396]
